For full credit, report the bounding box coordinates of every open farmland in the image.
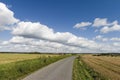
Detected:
[73,56,106,80]
[81,54,120,80]
[0,53,59,64]
[0,53,69,80]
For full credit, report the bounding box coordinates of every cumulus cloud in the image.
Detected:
[12,21,99,50]
[94,36,120,42]
[100,21,120,33]
[74,22,92,29]
[1,36,83,53]
[0,2,101,53]
[92,18,120,33]
[93,35,108,41]
[3,36,120,53]
[74,18,120,34]
[12,22,54,40]
[0,2,19,31]
[9,18,120,52]
[9,36,33,44]
[1,2,120,53]
[93,18,108,27]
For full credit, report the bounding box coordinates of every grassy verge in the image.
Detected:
[73,56,107,80]
[0,55,69,80]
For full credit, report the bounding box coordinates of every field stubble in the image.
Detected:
[81,55,120,80]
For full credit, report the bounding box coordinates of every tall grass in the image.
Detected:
[0,55,68,80]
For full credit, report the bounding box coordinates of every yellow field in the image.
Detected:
[81,54,120,80]
[0,53,58,64]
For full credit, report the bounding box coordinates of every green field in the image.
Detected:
[0,53,69,80]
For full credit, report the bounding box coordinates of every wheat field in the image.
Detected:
[81,54,120,80]
[0,53,58,64]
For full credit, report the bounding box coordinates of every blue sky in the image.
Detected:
[0,0,120,53]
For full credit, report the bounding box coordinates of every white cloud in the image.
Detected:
[1,2,120,53]
[9,36,33,44]
[93,18,108,27]
[12,22,54,40]
[110,37,120,41]
[12,21,100,50]
[0,2,99,53]
[1,36,83,53]
[0,2,19,31]
[93,19,120,33]
[112,42,120,47]
[93,35,108,41]
[12,21,77,44]
[100,26,109,33]
[74,22,92,28]
[1,35,120,53]
[74,18,120,34]
[9,36,63,49]
[8,37,120,53]
[94,36,120,42]
[100,21,120,33]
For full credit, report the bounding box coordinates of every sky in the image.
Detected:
[0,0,120,53]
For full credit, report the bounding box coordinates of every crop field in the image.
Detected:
[0,53,59,64]
[81,54,120,80]
[0,53,68,80]
[73,56,106,80]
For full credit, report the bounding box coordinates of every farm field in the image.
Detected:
[81,54,120,80]
[73,56,106,80]
[0,53,69,80]
[0,53,59,64]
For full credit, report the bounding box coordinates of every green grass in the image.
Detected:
[0,55,68,80]
[73,56,107,80]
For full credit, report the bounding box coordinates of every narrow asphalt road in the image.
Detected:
[22,56,75,80]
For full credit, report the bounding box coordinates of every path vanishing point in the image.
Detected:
[23,56,75,80]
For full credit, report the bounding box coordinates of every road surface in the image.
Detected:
[22,56,75,80]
